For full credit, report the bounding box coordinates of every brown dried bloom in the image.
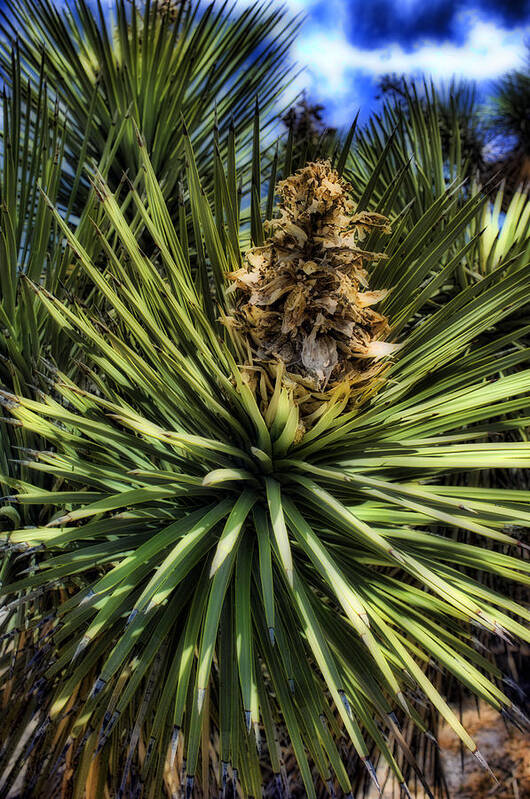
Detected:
[155,0,190,20]
[126,0,189,18]
[227,161,397,401]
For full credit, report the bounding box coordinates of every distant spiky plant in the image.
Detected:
[1,116,530,799]
[483,65,530,205]
[378,76,485,178]
[489,67,530,158]
[347,79,485,230]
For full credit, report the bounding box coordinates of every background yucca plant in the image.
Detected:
[0,0,298,217]
[1,101,530,799]
[344,80,472,228]
[485,60,530,201]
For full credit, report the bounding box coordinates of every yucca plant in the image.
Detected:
[1,113,530,799]
[0,0,299,216]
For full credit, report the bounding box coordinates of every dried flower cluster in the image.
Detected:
[155,0,190,20]
[227,161,397,400]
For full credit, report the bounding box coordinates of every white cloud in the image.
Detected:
[294,10,529,100]
[229,3,530,127]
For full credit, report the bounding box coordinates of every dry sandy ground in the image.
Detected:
[437,703,530,799]
[366,702,530,799]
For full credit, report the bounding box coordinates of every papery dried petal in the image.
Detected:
[301,330,338,385]
[357,290,389,308]
[359,340,401,359]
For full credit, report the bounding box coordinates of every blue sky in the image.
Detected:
[235,0,530,128]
